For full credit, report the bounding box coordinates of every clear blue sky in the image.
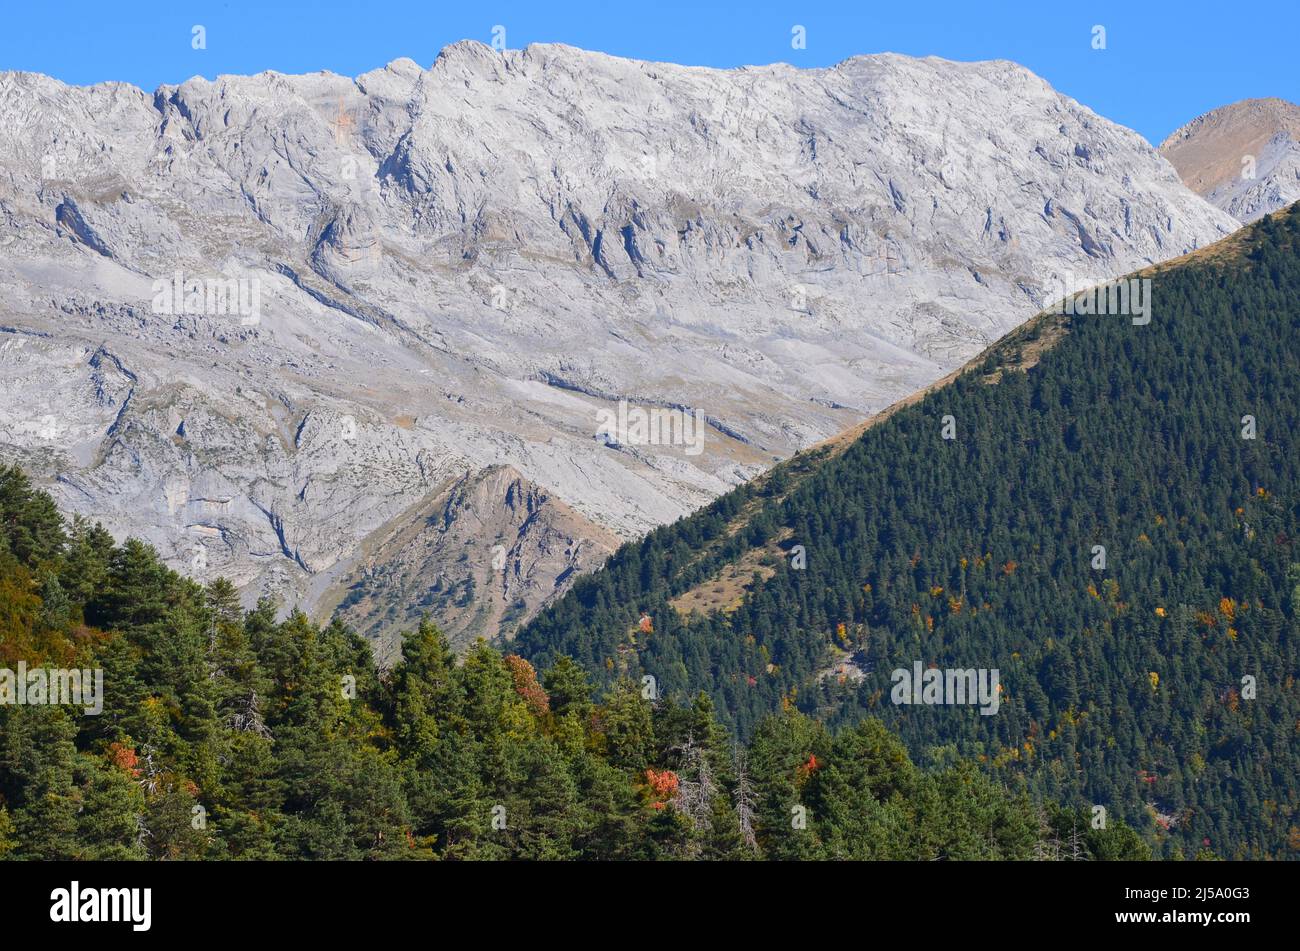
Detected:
[2,0,1295,144]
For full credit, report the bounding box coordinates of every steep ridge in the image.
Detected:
[0,43,1233,642]
[320,465,619,660]
[516,203,1300,858]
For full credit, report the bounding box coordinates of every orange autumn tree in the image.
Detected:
[796,753,821,782]
[107,741,141,778]
[504,654,550,717]
[644,768,679,809]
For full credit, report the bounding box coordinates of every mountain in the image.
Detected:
[516,203,1300,859]
[323,465,620,664]
[1161,98,1300,222]
[0,43,1234,649]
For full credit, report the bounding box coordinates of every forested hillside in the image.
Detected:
[0,465,1144,859]
[516,204,1300,859]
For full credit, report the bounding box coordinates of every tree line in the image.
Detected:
[0,464,1143,859]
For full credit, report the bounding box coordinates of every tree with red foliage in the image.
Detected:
[107,741,141,778]
[504,653,550,716]
[796,753,821,781]
[644,768,679,810]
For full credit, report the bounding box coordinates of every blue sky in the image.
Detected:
[2,1,1296,144]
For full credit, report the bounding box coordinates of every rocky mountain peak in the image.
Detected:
[0,42,1236,647]
[1160,97,1300,222]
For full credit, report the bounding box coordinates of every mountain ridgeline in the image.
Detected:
[515,204,1300,859]
[0,45,1234,639]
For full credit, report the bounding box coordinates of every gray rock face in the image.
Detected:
[1161,98,1300,223]
[0,42,1236,643]
[325,464,620,658]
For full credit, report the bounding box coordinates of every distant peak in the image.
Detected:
[382,57,424,77]
[432,39,497,63]
[1161,97,1300,149]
